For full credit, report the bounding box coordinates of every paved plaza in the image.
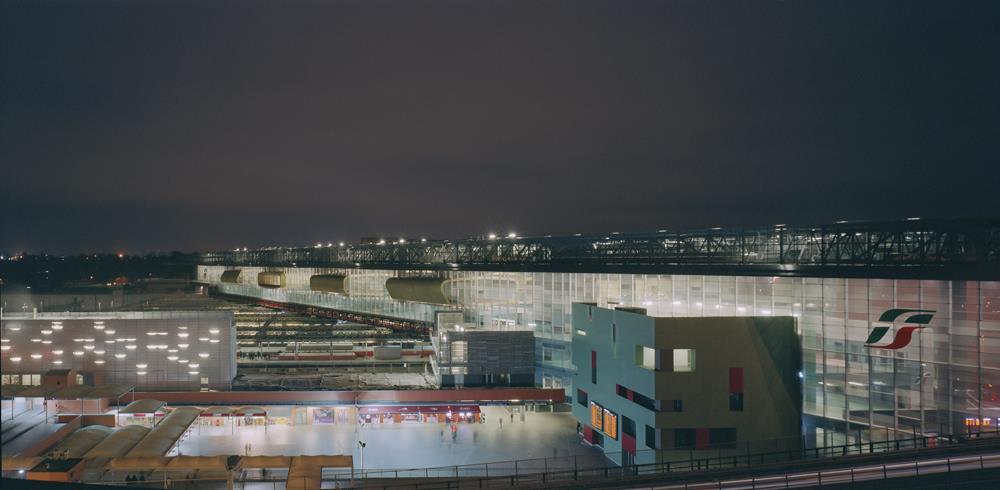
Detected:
[176,406,607,473]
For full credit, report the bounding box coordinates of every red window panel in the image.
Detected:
[729,367,744,392]
[622,433,637,454]
[627,389,634,401]
[583,425,594,443]
[695,428,710,449]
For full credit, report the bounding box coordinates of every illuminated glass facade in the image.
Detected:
[198,265,999,443]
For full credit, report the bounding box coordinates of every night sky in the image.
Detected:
[2,1,998,254]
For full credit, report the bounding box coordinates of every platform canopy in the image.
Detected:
[106,456,172,470]
[15,384,62,398]
[0,384,28,398]
[118,399,166,415]
[239,456,292,469]
[201,406,233,417]
[0,456,44,471]
[166,455,230,470]
[234,406,268,416]
[51,384,96,400]
[85,384,132,399]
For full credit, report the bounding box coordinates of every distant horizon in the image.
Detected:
[3,214,998,256]
[3,1,998,254]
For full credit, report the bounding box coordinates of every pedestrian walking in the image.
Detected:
[499,417,503,428]
[510,412,514,424]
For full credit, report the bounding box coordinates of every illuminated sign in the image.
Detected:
[865,309,934,350]
[965,417,993,427]
[590,402,603,431]
[603,408,618,440]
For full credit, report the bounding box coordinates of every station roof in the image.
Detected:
[84,426,150,461]
[125,407,200,458]
[49,426,113,458]
[118,399,165,414]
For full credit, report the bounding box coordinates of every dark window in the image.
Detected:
[645,425,657,449]
[577,389,588,407]
[729,367,744,411]
[710,428,737,449]
[615,384,627,397]
[591,350,597,384]
[622,416,636,438]
[632,390,656,411]
[729,392,744,411]
[660,399,683,412]
[592,430,605,447]
[674,428,696,449]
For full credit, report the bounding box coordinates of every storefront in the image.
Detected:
[358,405,481,424]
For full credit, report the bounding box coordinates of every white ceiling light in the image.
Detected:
[11,356,21,362]
[30,354,42,359]
[198,353,209,358]
[136,364,147,369]
[137,371,147,375]
[41,330,52,335]
[94,360,105,364]
[52,350,63,355]
[73,351,84,356]
[115,353,126,359]
[167,356,178,361]
[209,329,220,334]
[126,345,137,350]
[94,350,105,355]
[178,344,189,349]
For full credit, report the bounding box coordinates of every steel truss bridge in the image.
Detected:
[201,219,1000,280]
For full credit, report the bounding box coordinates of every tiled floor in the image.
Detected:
[176,406,607,473]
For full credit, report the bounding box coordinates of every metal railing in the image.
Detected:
[69,449,1000,489]
[199,218,1000,279]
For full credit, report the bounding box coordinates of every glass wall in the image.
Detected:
[199,265,1000,440]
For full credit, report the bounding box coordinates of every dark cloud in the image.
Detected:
[2,1,999,253]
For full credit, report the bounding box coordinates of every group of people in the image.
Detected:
[123,474,146,484]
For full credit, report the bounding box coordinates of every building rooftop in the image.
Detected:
[199,218,1000,279]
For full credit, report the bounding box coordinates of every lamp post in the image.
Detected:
[358,440,366,477]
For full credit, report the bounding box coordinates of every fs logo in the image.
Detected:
[864,309,935,349]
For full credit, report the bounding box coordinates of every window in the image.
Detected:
[645,425,658,449]
[577,389,588,407]
[672,349,696,372]
[592,430,605,447]
[602,409,618,440]
[730,393,744,411]
[661,399,683,412]
[710,428,737,449]
[590,402,603,431]
[634,345,655,370]
[674,428,696,449]
[622,416,636,438]
[591,350,597,384]
[729,367,744,411]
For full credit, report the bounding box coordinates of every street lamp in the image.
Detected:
[358,440,366,475]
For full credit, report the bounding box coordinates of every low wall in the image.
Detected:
[123,388,565,406]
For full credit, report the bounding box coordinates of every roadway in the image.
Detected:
[650,452,1000,489]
